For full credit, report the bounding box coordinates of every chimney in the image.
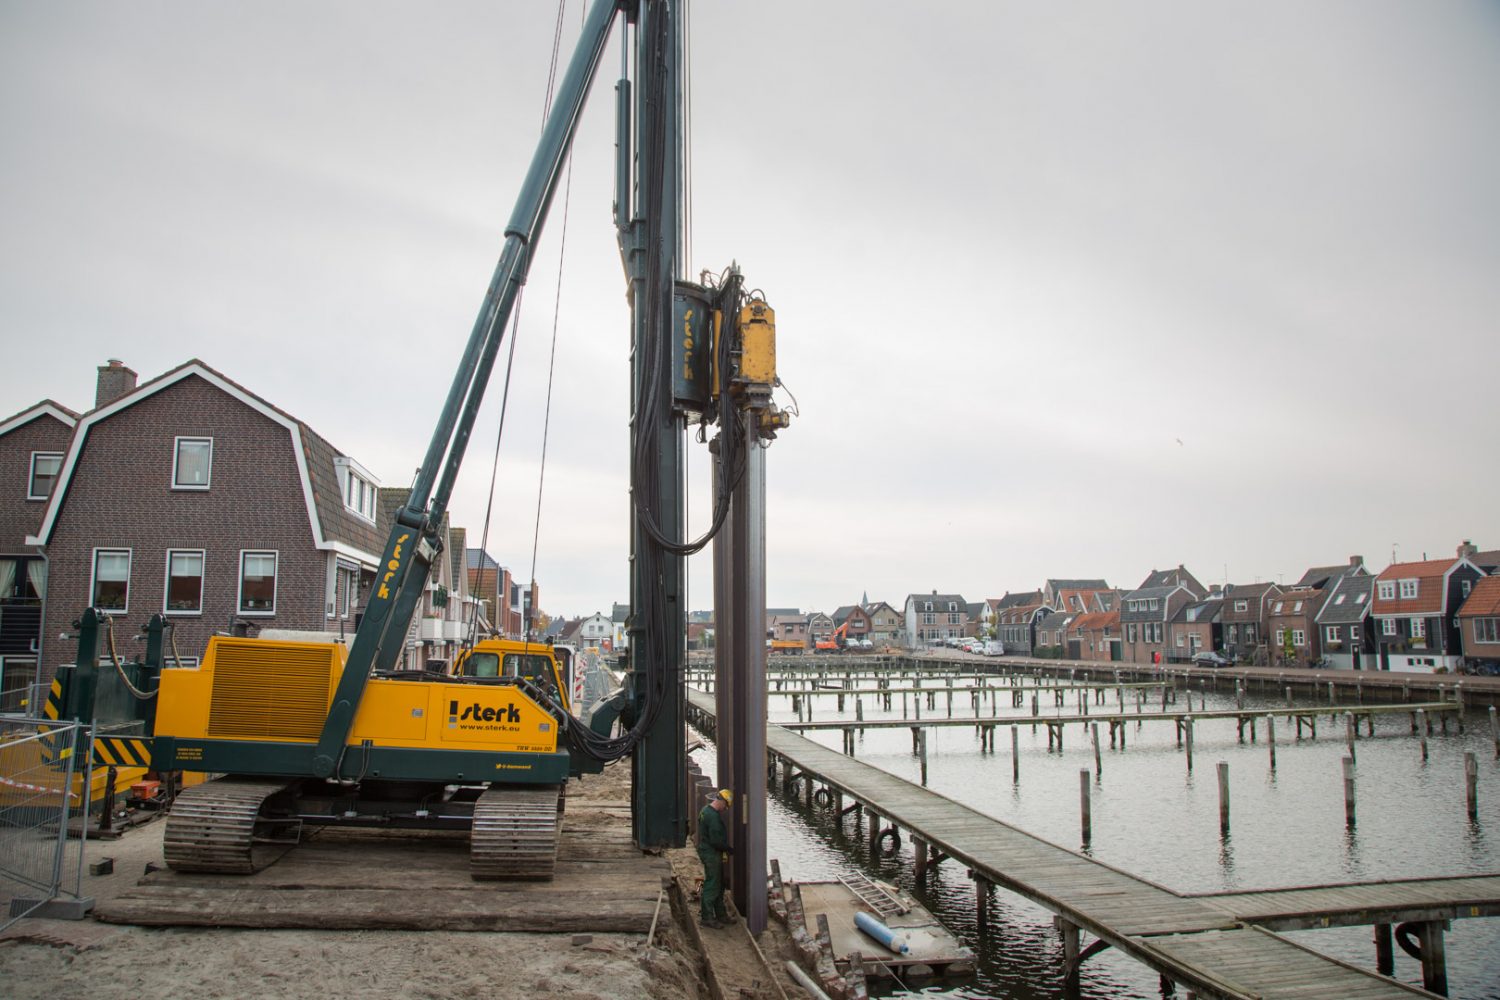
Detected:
[1458,540,1477,559]
[95,359,137,409]
[1349,555,1363,568]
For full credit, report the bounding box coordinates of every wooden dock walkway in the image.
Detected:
[688,689,1493,997]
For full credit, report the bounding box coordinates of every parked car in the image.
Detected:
[981,640,1005,656]
[1191,650,1233,669]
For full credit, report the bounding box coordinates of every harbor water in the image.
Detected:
[690,673,1500,999]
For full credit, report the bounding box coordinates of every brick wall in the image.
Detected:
[39,375,328,680]
[1,413,74,554]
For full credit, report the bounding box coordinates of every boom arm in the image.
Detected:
[312,0,623,778]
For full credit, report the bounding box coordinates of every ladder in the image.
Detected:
[839,873,909,918]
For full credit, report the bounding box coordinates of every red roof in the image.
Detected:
[1458,576,1500,618]
[1072,610,1120,630]
[1371,559,1463,617]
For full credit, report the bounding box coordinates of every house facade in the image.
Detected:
[26,361,386,683]
[903,591,968,647]
[996,603,1051,657]
[1073,610,1121,662]
[1119,584,1192,664]
[863,601,902,647]
[1457,576,1500,673]
[1168,598,1223,662]
[831,604,873,644]
[1,400,78,710]
[1315,574,1377,670]
[1265,588,1329,668]
[1221,582,1279,664]
[1033,611,1075,657]
[1371,550,1484,673]
[807,612,835,648]
[1043,579,1112,616]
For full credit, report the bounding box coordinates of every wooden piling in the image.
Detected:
[1091,723,1102,778]
[1466,751,1479,822]
[1328,681,1335,705]
[1343,756,1356,827]
[1345,713,1356,763]
[1374,923,1394,975]
[1267,716,1276,771]
[1217,761,1230,835]
[1490,706,1498,759]
[1418,709,1429,761]
[1285,686,1294,708]
[919,729,929,787]
[1185,717,1194,773]
[1079,769,1091,843]
[1012,727,1020,784]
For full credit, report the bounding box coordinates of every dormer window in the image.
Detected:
[923,601,933,612]
[28,452,63,500]
[1377,581,1395,600]
[1293,601,1304,613]
[172,437,213,490]
[1273,601,1285,613]
[335,457,379,523]
[947,602,957,612]
[1233,600,1247,612]
[1398,579,1418,599]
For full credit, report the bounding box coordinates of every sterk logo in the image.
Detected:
[448,699,521,724]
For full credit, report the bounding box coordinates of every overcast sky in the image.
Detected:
[4,1,1497,617]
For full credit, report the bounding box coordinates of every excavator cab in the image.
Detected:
[451,640,570,714]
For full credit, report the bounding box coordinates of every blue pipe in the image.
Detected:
[854,911,911,956]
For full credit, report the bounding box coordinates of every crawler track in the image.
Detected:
[163,777,297,874]
[470,784,563,881]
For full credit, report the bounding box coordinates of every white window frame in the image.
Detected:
[163,548,206,616]
[1293,601,1304,613]
[1461,579,1472,598]
[90,547,132,614]
[171,436,214,491]
[27,451,64,501]
[1292,629,1306,647]
[1325,626,1340,643]
[334,457,379,524]
[1410,617,1426,638]
[1381,617,1397,636]
[1233,600,1248,612]
[1175,634,1185,648]
[1398,579,1418,600]
[1476,618,1499,644]
[237,550,279,616]
[1273,601,1284,614]
[1349,625,1360,641]
[1377,581,1395,600]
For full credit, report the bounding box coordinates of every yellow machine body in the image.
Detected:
[737,300,777,388]
[154,636,565,760]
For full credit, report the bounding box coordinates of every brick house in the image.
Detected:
[1371,547,1485,673]
[996,602,1051,657]
[1120,584,1194,664]
[1457,576,1500,673]
[1315,574,1377,670]
[1265,588,1330,668]
[1,400,79,710]
[807,612,835,648]
[26,360,388,683]
[1033,611,1075,657]
[903,591,968,647]
[768,613,808,647]
[1072,610,1121,662]
[831,604,872,644]
[1221,582,1280,664]
[863,601,902,647]
[1168,598,1223,662]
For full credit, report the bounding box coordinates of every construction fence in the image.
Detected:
[0,718,92,930]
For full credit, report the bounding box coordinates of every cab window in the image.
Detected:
[465,652,500,678]
[503,653,560,701]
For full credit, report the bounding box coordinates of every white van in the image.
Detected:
[981,640,1005,656]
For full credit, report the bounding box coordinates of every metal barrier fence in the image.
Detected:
[0,718,93,929]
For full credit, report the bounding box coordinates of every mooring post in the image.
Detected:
[973,872,989,932]
[1059,917,1081,986]
[1185,717,1194,772]
[914,836,928,876]
[1490,705,1498,759]
[1217,761,1230,835]
[1465,751,1478,822]
[1418,709,1429,761]
[1267,715,1277,771]
[1343,756,1356,827]
[1374,923,1394,975]
[1346,712,1357,763]
[856,697,863,723]
[1285,686,1293,708]
[1235,680,1244,711]
[1012,726,1020,784]
[919,729,929,787]
[1079,769,1091,843]
[1091,723,1102,778]
[1032,693,1039,718]
[1328,681,1335,705]
[1419,920,1448,995]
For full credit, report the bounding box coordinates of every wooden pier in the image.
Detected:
[688,689,1497,997]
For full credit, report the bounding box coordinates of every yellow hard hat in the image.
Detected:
[718,788,733,804]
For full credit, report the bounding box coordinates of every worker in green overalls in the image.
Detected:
[696,788,733,928]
